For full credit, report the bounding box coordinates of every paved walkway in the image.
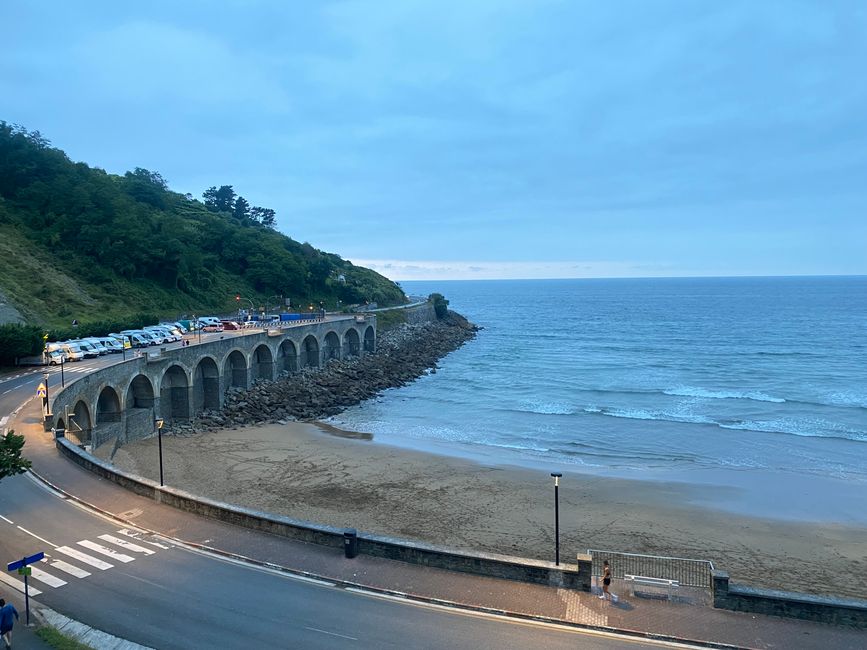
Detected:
[10,401,867,649]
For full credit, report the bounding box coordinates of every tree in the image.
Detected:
[251,206,276,228]
[0,430,31,482]
[233,196,250,221]
[429,293,449,319]
[202,185,236,213]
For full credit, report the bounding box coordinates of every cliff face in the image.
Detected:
[183,313,479,430]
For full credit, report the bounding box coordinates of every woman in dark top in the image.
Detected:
[600,559,612,600]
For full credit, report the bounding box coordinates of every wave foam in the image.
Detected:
[664,386,785,403]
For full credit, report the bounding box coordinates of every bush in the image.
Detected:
[429,293,449,319]
[0,323,43,363]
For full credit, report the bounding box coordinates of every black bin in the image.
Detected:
[343,528,358,559]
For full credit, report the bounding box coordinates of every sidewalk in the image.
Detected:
[12,401,867,649]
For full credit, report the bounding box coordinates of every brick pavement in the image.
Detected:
[10,401,867,649]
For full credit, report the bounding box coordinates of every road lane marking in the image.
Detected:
[304,627,358,641]
[117,529,170,549]
[77,540,135,563]
[49,559,91,578]
[98,534,155,555]
[0,571,42,596]
[30,566,67,588]
[16,525,58,548]
[56,546,113,570]
[0,514,13,524]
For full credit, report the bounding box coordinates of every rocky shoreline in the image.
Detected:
[188,311,479,432]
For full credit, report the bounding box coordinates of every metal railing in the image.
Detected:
[588,549,715,589]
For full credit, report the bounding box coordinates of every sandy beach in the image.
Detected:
[107,422,867,599]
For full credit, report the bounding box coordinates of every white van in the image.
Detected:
[98,337,123,353]
[61,343,85,361]
[81,338,108,355]
[72,340,99,358]
[121,329,158,346]
[197,316,221,328]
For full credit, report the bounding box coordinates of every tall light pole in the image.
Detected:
[59,355,65,387]
[551,472,562,566]
[155,418,165,486]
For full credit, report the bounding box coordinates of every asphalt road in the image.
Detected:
[1,345,690,649]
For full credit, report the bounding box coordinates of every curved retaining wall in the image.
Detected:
[55,435,589,590]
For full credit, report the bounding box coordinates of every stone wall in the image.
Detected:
[56,435,589,591]
[713,570,867,628]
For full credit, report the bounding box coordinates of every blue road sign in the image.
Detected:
[7,552,44,572]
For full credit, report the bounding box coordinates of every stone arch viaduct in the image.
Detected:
[47,316,376,449]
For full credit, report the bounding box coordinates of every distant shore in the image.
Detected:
[107,419,867,599]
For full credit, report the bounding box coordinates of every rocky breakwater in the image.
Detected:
[194,311,479,430]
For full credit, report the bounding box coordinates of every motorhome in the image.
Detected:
[61,342,85,361]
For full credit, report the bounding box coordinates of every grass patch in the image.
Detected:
[36,626,95,650]
[375,308,408,331]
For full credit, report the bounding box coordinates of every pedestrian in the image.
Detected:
[0,598,19,649]
[600,559,612,600]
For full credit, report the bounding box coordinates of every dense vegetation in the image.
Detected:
[0,122,405,329]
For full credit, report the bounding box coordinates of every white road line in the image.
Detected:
[16,525,58,548]
[98,534,155,555]
[49,559,91,578]
[0,571,42,596]
[78,540,135,563]
[304,627,358,641]
[56,546,113,570]
[30,566,67,588]
[0,514,13,524]
[0,417,8,427]
[1,389,11,395]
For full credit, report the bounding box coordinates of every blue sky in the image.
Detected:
[3,1,865,280]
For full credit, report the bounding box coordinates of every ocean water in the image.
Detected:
[326,277,867,522]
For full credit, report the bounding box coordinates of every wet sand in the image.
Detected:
[107,421,867,598]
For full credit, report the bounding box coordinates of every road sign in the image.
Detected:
[36,383,46,398]
[18,566,31,576]
[7,551,44,572]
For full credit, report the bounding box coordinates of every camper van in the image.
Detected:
[61,342,85,361]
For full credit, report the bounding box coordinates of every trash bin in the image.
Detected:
[343,528,358,559]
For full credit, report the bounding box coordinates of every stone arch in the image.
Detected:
[126,375,155,409]
[160,364,190,421]
[253,344,275,381]
[301,334,319,368]
[224,350,248,390]
[96,386,122,424]
[323,331,341,363]
[193,357,220,414]
[343,329,360,358]
[279,340,298,374]
[363,326,375,353]
[70,400,92,444]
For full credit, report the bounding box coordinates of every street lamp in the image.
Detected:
[551,472,562,565]
[42,370,50,417]
[155,417,165,486]
[59,355,65,387]
[192,314,202,344]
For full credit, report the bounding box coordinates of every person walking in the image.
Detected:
[0,598,19,649]
[600,559,612,600]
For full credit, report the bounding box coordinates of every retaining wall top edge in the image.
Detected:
[730,583,867,608]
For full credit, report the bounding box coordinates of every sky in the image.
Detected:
[2,1,866,280]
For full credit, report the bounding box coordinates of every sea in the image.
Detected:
[326,276,867,524]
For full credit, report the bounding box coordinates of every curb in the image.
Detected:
[26,465,747,650]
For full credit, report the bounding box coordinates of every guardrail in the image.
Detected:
[588,549,715,589]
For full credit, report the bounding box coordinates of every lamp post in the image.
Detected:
[155,417,165,486]
[192,314,202,344]
[42,370,50,417]
[551,472,562,565]
[59,355,65,387]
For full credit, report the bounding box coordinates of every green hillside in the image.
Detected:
[0,121,405,328]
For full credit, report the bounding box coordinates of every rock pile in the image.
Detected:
[191,312,479,431]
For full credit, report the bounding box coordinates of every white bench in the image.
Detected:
[623,574,680,600]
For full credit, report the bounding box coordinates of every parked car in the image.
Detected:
[46,350,66,365]
[197,316,221,328]
[72,340,99,358]
[61,343,85,361]
[219,320,241,331]
[201,323,224,332]
[81,338,109,355]
[114,332,148,348]
[121,329,159,346]
[97,337,123,353]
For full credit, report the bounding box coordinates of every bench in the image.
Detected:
[623,574,680,600]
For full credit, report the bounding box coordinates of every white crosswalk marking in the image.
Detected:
[0,571,42,596]
[49,559,91,578]
[30,566,67,588]
[56,545,113,570]
[78,540,135,563]
[98,534,155,555]
[117,528,170,549]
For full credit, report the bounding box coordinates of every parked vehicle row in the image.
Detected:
[45,323,188,363]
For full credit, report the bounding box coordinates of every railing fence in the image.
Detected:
[588,549,715,589]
